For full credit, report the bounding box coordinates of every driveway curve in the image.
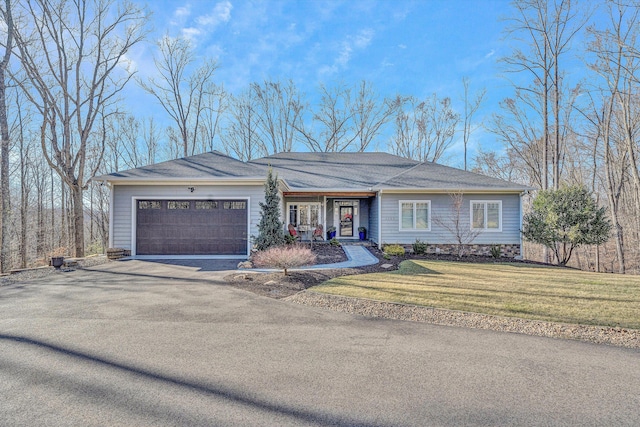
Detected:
[0,262,638,426]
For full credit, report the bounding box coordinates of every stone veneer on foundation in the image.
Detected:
[393,243,521,258]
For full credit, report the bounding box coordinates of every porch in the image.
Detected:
[283,192,376,243]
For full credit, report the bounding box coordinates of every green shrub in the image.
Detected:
[284,233,298,245]
[329,238,341,246]
[412,239,428,255]
[490,244,501,259]
[254,168,285,250]
[384,244,405,256]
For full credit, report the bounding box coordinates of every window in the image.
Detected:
[399,200,430,231]
[471,201,502,231]
[287,203,322,231]
[138,200,161,210]
[168,201,190,209]
[224,201,246,210]
[195,201,218,210]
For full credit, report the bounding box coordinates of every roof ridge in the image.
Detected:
[373,160,424,187]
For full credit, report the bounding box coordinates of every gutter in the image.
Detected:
[519,190,529,260]
[378,189,383,249]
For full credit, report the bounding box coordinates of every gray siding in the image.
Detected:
[379,193,521,245]
[369,195,379,243]
[112,184,265,252]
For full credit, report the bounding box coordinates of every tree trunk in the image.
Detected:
[0,0,12,273]
[71,184,85,258]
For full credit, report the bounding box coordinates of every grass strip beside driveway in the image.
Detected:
[311,260,640,329]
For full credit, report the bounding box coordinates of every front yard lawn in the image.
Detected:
[311,260,640,329]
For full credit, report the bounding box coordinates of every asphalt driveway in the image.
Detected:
[1,261,639,426]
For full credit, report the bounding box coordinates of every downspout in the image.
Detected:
[107,181,114,249]
[377,189,383,249]
[323,195,327,238]
[519,190,526,260]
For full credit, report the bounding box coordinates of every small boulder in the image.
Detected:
[380,263,394,269]
[237,261,253,269]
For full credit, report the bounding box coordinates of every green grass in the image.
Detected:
[312,260,640,329]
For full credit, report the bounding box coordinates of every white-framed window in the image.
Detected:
[287,203,322,231]
[399,200,431,231]
[470,200,502,231]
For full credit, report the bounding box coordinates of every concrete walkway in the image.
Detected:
[305,245,379,269]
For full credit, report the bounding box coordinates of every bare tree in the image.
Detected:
[252,79,304,154]
[139,35,221,158]
[297,83,357,152]
[391,94,460,163]
[197,85,227,154]
[11,0,147,258]
[221,88,262,161]
[351,81,399,152]
[583,1,640,273]
[433,192,482,258]
[500,0,587,190]
[461,77,486,170]
[141,116,161,164]
[0,0,13,272]
[472,145,529,184]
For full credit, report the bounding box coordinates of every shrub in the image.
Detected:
[490,244,501,259]
[252,245,316,275]
[329,238,341,246]
[254,168,285,250]
[523,186,611,266]
[384,244,405,256]
[284,233,298,245]
[412,239,428,255]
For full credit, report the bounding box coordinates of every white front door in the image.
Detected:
[334,200,359,239]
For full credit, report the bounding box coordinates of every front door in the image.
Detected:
[339,206,353,237]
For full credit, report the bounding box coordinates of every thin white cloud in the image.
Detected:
[182,27,202,40]
[196,1,233,27]
[174,5,191,18]
[484,49,495,59]
[353,29,373,49]
[381,58,394,67]
[324,28,375,75]
[398,44,407,49]
[117,53,136,73]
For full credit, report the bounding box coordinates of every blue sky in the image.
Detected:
[125,0,529,167]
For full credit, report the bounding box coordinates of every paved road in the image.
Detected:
[1,260,639,426]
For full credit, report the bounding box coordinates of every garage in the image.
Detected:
[135,199,248,256]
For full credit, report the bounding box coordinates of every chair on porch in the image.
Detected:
[312,224,324,241]
[288,223,301,241]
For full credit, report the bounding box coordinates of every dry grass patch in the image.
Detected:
[312,260,640,329]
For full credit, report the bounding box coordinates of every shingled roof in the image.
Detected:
[99,151,530,192]
[98,151,265,181]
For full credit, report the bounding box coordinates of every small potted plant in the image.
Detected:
[327,226,337,240]
[358,226,366,240]
[49,247,66,270]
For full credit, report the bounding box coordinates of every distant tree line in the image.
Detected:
[0,0,639,275]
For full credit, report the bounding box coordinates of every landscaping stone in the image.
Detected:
[237,261,253,269]
[380,263,394,269]
[285,291,640,349]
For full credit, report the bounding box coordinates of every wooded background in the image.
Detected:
[0,0,638,274]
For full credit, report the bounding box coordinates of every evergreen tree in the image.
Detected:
[522,186,611,266]
[255,168,285,250]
